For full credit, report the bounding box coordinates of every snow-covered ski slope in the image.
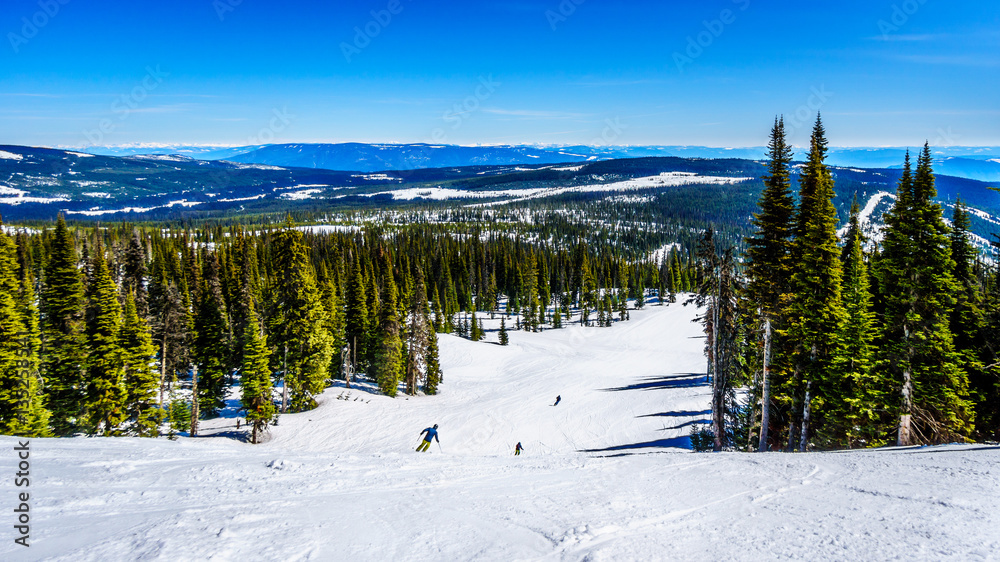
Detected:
[3,301,999,561]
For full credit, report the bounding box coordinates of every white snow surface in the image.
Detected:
[367,173,750,205]
[2,302,999,561]
[0,150,24,160]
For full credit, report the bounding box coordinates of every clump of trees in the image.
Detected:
[700,115,1000,451]
[1,213,684,440]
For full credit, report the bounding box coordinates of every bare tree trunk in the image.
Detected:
[758,317,772,452]
[799,380,812,452]
[898,325,914,446]
[281,343,288,413]
[159,336,167,426]
[711,279,722,452]
[190,364,199,437]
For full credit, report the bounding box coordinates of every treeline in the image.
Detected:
[699,116,1000,451]
[0,218,695,442]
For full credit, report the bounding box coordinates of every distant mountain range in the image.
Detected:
[73,143,1000,181]
[4,145,999,249]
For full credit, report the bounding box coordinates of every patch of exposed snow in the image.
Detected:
[0,150,24,160]
[350,173,402,181]
[280,188,325,200]
[218,194,267,203]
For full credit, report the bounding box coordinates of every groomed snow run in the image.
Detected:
[2,301,998,561]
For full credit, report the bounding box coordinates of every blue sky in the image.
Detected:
[1,0,997,148]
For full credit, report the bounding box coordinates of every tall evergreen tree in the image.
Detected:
[786,116,846,451]
[0,226,50,436]
[424,319,443,395]
[827,198,881,447]
[120,291,159,436]
[373,265,403,397]
[240,299,276,444]
[194,253,231,417]
[745,116,796,451]
[877,145,973,445]
[42,215,88,435]
[272,221,334,411]
[85,244,126,435]
[404,268,432,395]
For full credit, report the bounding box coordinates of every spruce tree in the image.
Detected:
[0,227,50,436]
[877,145,973,445]
[424,319,442,395]
[745,116,796,451]
[241,299,276,444]
[786,115,846,451]
[120,291,159,436]
[404,268,432,395]
[345,257,369,370]
[373,268,402,397]
[470,313,484,341]
[828,199,881,447]
[194,253,231,418]
[42,215,88,435]
[949,200,994,439]
[273,222,334,411]
[85,244,126,435]
[499,317,509,346]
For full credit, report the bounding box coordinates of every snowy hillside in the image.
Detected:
[2,302,999,561]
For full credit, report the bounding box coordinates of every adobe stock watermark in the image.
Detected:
[13,331,32,548]
[82,66,170,147]
[8,0,71,54]
[546,0,585,31]
[931,126,959,147]
[341,0,409,63]
[673,0,750,73]
[878,0,929,40]
[213,0,244,22]
[784,85,833,139]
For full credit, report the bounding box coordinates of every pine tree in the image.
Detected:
[273,221,334,411]
[424,319,443,395]
[498,317,509,346]
[85,244,126,435]
[0,226,50,436]
[240,299,276,444]
[373,267,402,397]
[877,145,973,445]
[786,115,846,451]
[470,312,484,341]
[745,116,796,451]
[949,200,994,439]
[193,253,231,418]
[580,253,596,325]
[42,215,88,435]
[404,268,432,395]
[827,199,881,447]
[345,256,369,370]
[120,291,159,436]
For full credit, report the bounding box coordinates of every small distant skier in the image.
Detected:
[553,395,561,406]
[416,424,439,452]
[236,418,241,430]
[515,442,524,456]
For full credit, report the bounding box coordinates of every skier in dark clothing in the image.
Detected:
[515,442,524,456]
[416,424,439,452]
[553,395,561,406]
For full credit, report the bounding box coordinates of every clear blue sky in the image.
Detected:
[1,0,997,148]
